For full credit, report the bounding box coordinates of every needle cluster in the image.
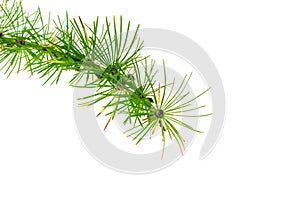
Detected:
[0,0,212,157]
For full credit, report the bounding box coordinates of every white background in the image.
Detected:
[1,0,300,199]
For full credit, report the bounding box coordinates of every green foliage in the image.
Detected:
[0,0,212,157]
[125,62,212,158]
